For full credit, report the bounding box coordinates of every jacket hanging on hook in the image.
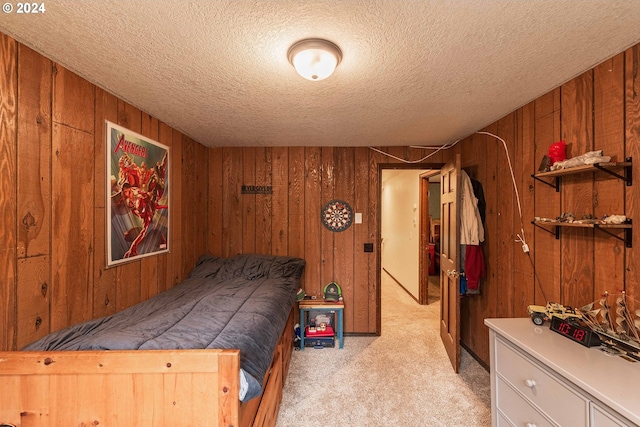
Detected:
[460,170,485,295]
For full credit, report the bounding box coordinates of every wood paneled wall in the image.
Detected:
[204,147,436,333]
[456,46,640,364]
[203,44,640,365]
[0,34,208,352]
[4,29,640,369]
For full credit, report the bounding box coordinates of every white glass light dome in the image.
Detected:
[288,39,342,81]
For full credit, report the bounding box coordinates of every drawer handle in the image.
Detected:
[524,379,536,388]
[526,423,537,427]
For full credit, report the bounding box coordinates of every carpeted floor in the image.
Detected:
[276,273,491,427]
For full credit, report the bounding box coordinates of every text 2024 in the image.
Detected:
[17,2,46,13]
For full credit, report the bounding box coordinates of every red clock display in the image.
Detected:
[549,317,601,347]
[557,321,585,340]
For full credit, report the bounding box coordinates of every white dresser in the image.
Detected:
[485,318,640,427]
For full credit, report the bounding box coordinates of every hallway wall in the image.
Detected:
[381,169,425,299]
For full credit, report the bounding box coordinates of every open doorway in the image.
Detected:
[380,166,441,308]
[377,158,462,372]
[419,170,441,305]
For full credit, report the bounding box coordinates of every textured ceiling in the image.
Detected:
[2,1,640,148]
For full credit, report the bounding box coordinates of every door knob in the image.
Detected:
[446,269,459,278]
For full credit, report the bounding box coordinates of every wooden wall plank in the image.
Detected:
[208,147,224,257]
[93,88,118,318]
[272,147,288,256]
[304,147,322,298]
[17,44,51,259]
[533,90,562,304]
[51,123,94,329]
[625,45,640,302]
[181,136,198,273]
[514,103,536,318]
[353,147,370,332]
[171,130,184,283]
[560,71,595,307]
[320,147,335,294]
[256,148,272,255]
[1,33,18,351]
[52,64,93,133]
[496,115,517,318]
[193,140,209,266]
[593,55,625,302]
[222,147,242,257]
[288,147,305,261]
[386,146,406,163]
[17,256,49,349]
[483,125,499,307]
[50,65,95,330]
[181,137,208,277]
[334,147,355,331]
[242,147,256,253]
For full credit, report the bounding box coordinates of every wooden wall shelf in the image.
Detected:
[531,219,632,247]
[531,157,633,247]
[532,158,632,191]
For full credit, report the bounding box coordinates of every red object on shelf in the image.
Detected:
[548,140,567,164]
[305,325,334,337]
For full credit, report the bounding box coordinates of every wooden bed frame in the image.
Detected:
[0,309,294,427]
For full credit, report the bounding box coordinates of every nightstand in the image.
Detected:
[299,300,344,349]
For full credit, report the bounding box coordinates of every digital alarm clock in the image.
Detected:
[550,317,601,347]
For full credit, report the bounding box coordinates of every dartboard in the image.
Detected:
[321,199,353,232]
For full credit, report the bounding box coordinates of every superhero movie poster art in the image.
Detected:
[106,121,169,267]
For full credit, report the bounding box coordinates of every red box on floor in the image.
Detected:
[305,325,334,337]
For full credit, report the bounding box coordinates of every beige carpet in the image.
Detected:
[276,273,491,427]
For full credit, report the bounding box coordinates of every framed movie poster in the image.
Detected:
[106,121,169,267]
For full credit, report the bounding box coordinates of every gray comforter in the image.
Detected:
[22,253,305,401]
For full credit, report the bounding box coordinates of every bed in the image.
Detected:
[0,253,305,427]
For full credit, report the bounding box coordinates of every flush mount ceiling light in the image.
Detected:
[288,38,342,81]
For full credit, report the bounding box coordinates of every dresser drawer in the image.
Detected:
[495,337,588,426]
[496,376,555,427]
[497,410,515,427]
[591,403,633,427]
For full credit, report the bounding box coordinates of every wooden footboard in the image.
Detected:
[0,309,295,427]
[0,349,241,427]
